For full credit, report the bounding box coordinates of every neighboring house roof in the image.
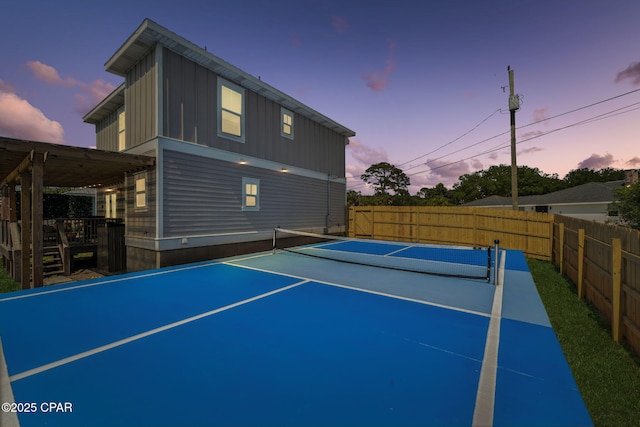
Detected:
[84,19,355,138]
[464,181,625,207]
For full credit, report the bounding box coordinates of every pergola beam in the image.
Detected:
[0,150,33,189]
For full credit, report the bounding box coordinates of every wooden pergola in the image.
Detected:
[0,136,155,289]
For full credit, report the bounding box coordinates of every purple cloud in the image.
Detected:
[577,153,615,170]
[347,138,389,165]
[615,61,640,86]
[626,157,640,167]
[362,42,396,92]
[331,16,349,33]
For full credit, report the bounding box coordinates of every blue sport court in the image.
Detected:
[0,233,592,426]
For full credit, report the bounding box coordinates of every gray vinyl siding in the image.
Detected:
[95,110,119,152]
[162,49,345,176]
[126,50,157,147]
[125,169,156,238]
[163,149,345,237]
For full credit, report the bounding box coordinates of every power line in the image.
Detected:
[348,88,640,190]
[404,100,640,179]
[397,109,503,168]
[397,86,640,173]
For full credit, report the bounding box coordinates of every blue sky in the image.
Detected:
[1,0,639,194]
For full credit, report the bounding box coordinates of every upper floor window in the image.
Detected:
[281,108,294,139]
[218,78,245,143]
[117,106,126,151]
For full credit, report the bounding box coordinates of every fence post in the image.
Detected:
[611,238,623,342]
[577,228,585,299]
[558,223,565,275]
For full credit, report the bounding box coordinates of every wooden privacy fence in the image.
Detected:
[553,215,640,354]
[347,206,640,356]
[348,206,553,259]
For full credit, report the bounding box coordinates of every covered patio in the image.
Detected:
[0,136,155,289]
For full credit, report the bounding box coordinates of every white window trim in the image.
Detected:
[105,192,117,219]
[134,172,148,210]
[281,107,294,139]
[242,177,260,211]
[217,77,245,143]
[117,106,126,151]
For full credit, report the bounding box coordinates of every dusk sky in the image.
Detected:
[2,0,639,194]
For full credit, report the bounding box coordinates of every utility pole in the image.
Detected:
[508,66,519,210]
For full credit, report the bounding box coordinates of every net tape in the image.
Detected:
[273,228,493,281]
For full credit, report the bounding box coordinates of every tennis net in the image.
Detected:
[273,228,495,281]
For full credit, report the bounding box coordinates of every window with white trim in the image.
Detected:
[117,106,126,151]
[135,173,147,209]
[105,192,117,219]
[218,78,245,142]
[242,177,260,211]
[281,108,294,139]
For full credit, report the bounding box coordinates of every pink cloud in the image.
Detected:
[518,146,543,155]
[615,61,640,86]
[0,79,15,93]
[27,61,116,116]
[290,33,302,47]
[626,157,640,167]
[426,158,472,182]
[362,42,396,93]
[520,130,544,140]
[347,138,389,165]
[577,153,615,170]
[532,107,550,124]
[470,159,483,170]
[0,91,65,144]
[74,79,117,115]
[27,60,77,86]
[406,158,477,191]
[331,16,349,33]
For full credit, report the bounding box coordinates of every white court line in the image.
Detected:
[472,249,507,426]
[384,245,417,256]
[224,259,491,319]
[0,261,220,303]
[0,252,279,303]
[0,338,19,427]
[9,280,308,382]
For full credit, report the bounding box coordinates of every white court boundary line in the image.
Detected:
[9,280,308,382]
[0,338,19,427]
[0,261,222,302]
[0,252,279,303]
[472,249,507,426]
[224,259,492,319]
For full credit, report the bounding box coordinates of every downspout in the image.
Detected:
[326,173,331,233]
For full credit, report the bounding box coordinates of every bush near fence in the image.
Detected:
[347,206,640,356]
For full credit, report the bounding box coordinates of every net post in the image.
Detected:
[492,240,500,285]
[272,228,277,254]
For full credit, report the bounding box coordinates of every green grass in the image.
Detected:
[0,264,20,294]
[528,259,640,427]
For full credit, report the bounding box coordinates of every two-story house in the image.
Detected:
[83,19,355,271]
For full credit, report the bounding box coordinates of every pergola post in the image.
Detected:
[31,152,44,287]
[20,168,31,290]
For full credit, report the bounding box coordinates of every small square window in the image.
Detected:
[242,178,260,211]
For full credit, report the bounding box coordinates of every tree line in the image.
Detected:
[347,162,640,229]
